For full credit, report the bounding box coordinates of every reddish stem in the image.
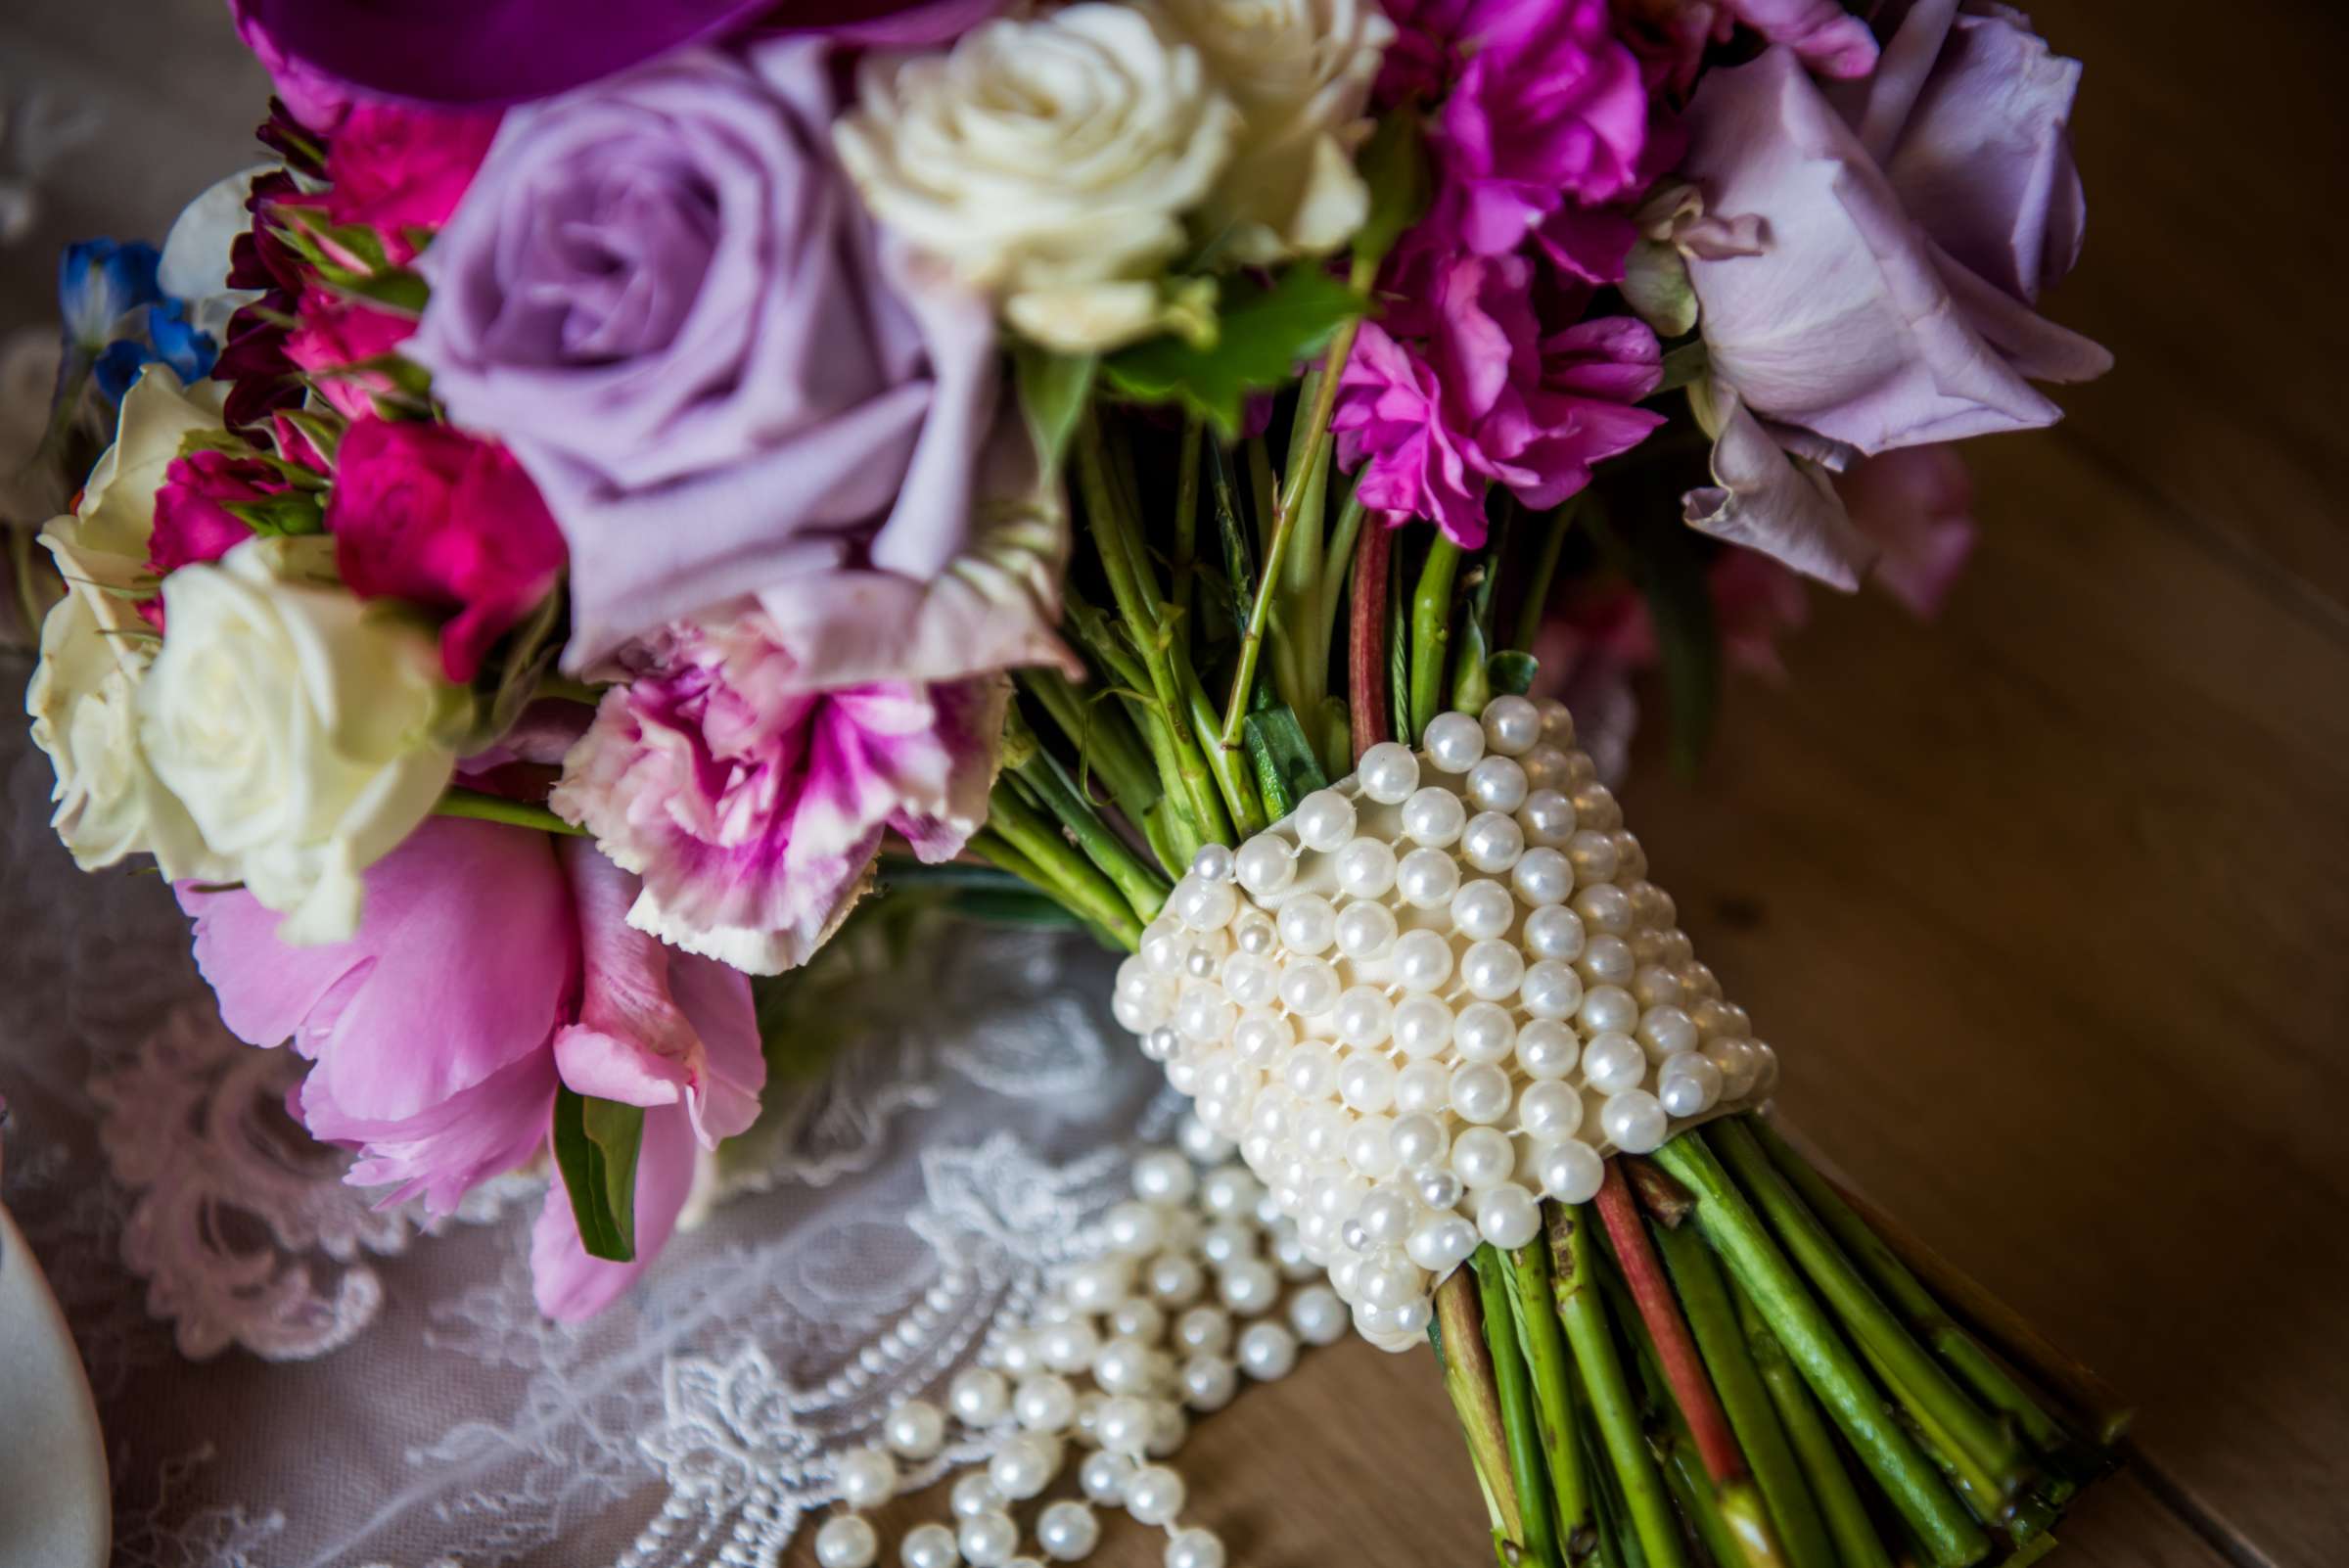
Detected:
[1595,1159,1748,1486]
[1349,520,1394,758]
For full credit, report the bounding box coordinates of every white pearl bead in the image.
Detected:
[1511,847,1574,905]
[1136,1025,1177,1063]
[1359,1248,1426,1309]
[1639,1004,1700,1057]
[1165,1528,1227,1568]
[1131,1151,1196,1205]
[836,1447,898,1509]
[1146,1400,1189,1458]
[1037,1500,1100,1562]
[1449,878,1516,941]
[1477,1182,1542,1248]
[1460,939,1525,1000]
[1460,811,1525,874]
[1280,1041,1338,1100]
[1095,1395,1154,1454]
[960,1512,1020,1568]
[1345,1114,1399,1178]
[1519,788,1576,848]
[1233,913,1276,957]
[1278,957,1342,1017]
[1065,1258,1134,1314]
[1393,1059,1451,1113]
[1081,1450,1136,1505]
[1358,740,1421,804]
[1174,876,1239,932]
[1704,1038,1760,1097]
[1518,1079,1584,1139]
[1180,1352,1237,1411]
[1174,983,1235,1043]
[1515,1018,1579,1079]
[1147,1252,1207,1306]
[1192,843,1235,883]
[1466,754,1530,813]
[1449,1062,1511,1125]
[1288,1283,1348,1345]
[1275,895,1337,955]
[1392,929,1455,992]
[1174,1304,1232,1355]
[1334,836,1399,899]
[901,1523,960,1568]
[1579,985,1638,1038]
[1414,1167,1465,1210]
[1401,786,1468,848]
[1114,989,1169,1036]
[1539,1139,1605,1203]
[1481,694,1542,756]
[1451,1000,1516,1064]
[1389,1111,1449,1170]
[1140,918,1187,973]
[1233,834,1294,897]
[1578,936,1635,987]
[1406,1214,1479,1271]
[817,1515,880,1568]
[1522,903,1585,962]
[1450,1126,1515,1189]
[952,1472,1008,1519]
[1015,1374,1078,1432]
[1336,1047,1397,1110]
[1395,847,1462,907]
[1294,789,1357,852]
[1103,1201,1166,1256]
[1334,989,1395,1052]
[1127,1463,1189,1525]
[1237,1320,1299,1381]
[1232,1010,1293,1068]
[1582,1030,1647,1093]
[1423,711,1488,772]
[1631,964,1683,1009]
[1519,744,1570,792]
[990,1434,1062,1500]
[1519,959,1583,1020]
[1565,830,1620,886]
[1201,1164,1259,1218]
[1220,1257,1280,1315]
[1110,1298,1167,1341]
[1392,995,1454,1058]
[884,1399,946,1459]
[1217,952,1276,1008]
[1334,899,1399,959]
[1537,699,1576,745]
[1601,1089,1670,1154]
[1659,1052,1724,1117]
[1693,999,1749,1040]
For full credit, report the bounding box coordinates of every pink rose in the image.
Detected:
[320,103,501,262]
[284,286,416,417]
[551,608,1006,975]
[151,449,278,578]
[325,416,568,682]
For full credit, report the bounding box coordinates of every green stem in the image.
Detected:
[1746,1120,2076,1467]
[962,830,1126,950]
[1179,658,1267,836]
[1018,667,1161,829]
[1436,1270,1528,1548]
[1511,499,1581,654]
[1550,1205,1691,1568]
[1477,1247,1564,1568]
[1317,479,1368,686]
[1708,1121,2027,1507]
[1171,413,1204,658]
[435,788,589,836]
[1648,1131,1989,1568]
[1408,534,1463,740]
[1734,1284,1895,1568]
[1012,746,1172,922]
[1508,1242,1597,1560]
[983,783,1143,946]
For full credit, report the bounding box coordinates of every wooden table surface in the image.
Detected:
[829,4,2349,1565]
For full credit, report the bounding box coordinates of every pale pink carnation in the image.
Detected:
[552,610,1006,976]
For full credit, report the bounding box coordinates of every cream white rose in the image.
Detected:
[834,3,1241,352]
[1152,0,1393,265]
[26,365,232,880]
[137,536,464,945]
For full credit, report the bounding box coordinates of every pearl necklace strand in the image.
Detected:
[1110,697,1776,1349]
[812,1128,1342,1568]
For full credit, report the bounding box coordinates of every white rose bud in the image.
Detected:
[27,366,232,881]
[1150,0,1394,266]
[137,536,463,945]
[835,3,1241,352]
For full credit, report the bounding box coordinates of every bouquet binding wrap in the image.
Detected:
[9,0,2130,1562]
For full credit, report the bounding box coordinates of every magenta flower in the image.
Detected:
[150,449,276,579]
[1335,252,1665,548]
[283,287,416,418]
[1614,0,1879,97]
[325,417,569,683]
[318,103,500,264]
[1383,0,1650,259]
[181,817,765,1320]
[550,608,1007,975]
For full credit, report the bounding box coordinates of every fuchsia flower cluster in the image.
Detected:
[23,0,2106,1320]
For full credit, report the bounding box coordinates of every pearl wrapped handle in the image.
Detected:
[1111,698,1779,1349]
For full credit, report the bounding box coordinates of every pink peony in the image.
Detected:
[180,817,764,1320]
[325,416,569,683]
[283,286,416,418]
[551,608,1007,976]
[1382,0,1650,259]
[1334,252,1665,548]
[319,102,501,263]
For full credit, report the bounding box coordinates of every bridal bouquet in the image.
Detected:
[18,0,2125,1560]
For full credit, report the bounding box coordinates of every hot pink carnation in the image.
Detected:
[1335,253,1665,548]
[151,449,276,578]
[180,818,764,1320]
[284,287,416,418]
[320,103,501,263]
[325,416,568,682]
[551,609,1007,976]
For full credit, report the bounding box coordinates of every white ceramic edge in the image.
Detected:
[0,1200,111,1568]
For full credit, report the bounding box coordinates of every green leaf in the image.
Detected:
[1486,650,1540,697]
[1014,346,1098,475]
[1103,265,1364,437]
[1622,239,1698,339]
[465,580,568,752]
[223,492,327,537]
[1354,110,1431,270]
[1242,704,1329,818]
[1654,341,1711,394]
[550,1086,645,1263]
[321,267,432,316]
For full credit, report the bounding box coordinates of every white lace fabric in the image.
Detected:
[0,711,1174,1567]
